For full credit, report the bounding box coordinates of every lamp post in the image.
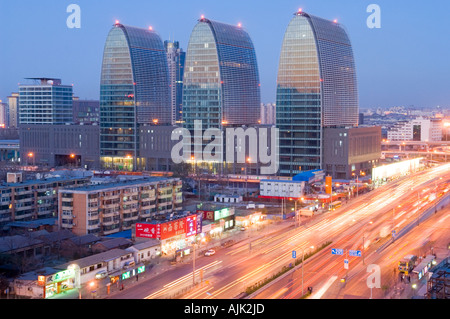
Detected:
[290,197,303,227]
[417,191,420,226]
[70,153,76,168]
[125,154,132,171]
[302,245,315,296]
[88,281,97,299]
[392,205,401,241]
[192,156,201,200]
[68,264,80,298]
[246,157,251,200]
[27,152,34,166]
[193,242,196,286]
[192,238,206,286]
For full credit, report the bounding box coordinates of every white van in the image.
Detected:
[95,270,108,279]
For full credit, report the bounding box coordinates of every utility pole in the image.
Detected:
[302,246,314,296]
[193,243,196,285]
[356,175,359,198]
[362,236,365,265]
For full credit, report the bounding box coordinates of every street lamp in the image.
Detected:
[125,154,132,171]
[302,245,315,296]
[68,264,80,298]
[192,238,206,286]
[89,281,96,299]
[391,204,401,238]
[27,152,35,166]
[245,157,251,200]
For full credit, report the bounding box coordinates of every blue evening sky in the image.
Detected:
[1,0,449,109]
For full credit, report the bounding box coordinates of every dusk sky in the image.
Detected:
[1,0,449,110]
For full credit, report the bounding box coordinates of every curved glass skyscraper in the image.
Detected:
[182,17,261,131]
[276,11,358,175]
[100,22,170,170]
[182,17,261,169]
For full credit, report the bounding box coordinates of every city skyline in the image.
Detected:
[0,2,449,303]
[1,0,450,110]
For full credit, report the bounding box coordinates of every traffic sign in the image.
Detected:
[349,250,362,257]
[331,248,344,255]
[344,259,349,269]
[292,250,297,259]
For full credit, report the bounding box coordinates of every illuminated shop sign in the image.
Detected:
[122,271,131,280]
[46,269,75,285]
[137,266,145,274]
[199,208,234,221]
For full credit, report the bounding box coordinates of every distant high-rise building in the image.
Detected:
[0,101,8,128]
[7,92,19,128]
[164,40,185,124]
[387,117,442,142]
[359,113,364,125]
[276,10,359,176]
[100,22,171,170]
[72,97,100,125]
[182,16,261,161]
[18,78,73,125]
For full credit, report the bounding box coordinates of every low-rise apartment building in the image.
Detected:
[58,177,183,236]
[0,173,90,227]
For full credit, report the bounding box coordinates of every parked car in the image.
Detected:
[204,249,216,256]
[95,270,108,279]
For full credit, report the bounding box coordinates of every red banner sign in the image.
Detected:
[135,215,201,240]
[135,223,160,239]
[160,218,186,240]
[198,210,215,221]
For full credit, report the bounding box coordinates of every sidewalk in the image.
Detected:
[49,219,296,300]
[47,257,174,299]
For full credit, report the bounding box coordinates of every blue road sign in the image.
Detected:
[349,250,362,257]
[292,250,297,259]
[331,248,344,255]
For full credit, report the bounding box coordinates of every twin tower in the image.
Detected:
[99,10,359,175]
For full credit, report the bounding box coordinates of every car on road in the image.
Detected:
[240,226,247,231]
[205,249,216,256]
[95,270,108,279]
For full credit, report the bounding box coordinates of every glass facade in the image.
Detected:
[19,81,73,125]
[276,12,358,176]
[164,41,186,124]
[182,18,261,160]
[100,23,171,170]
